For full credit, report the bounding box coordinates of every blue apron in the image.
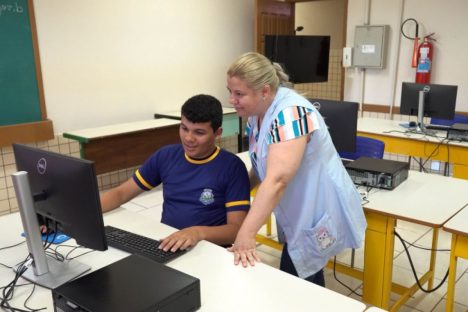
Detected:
[249,87,367,278]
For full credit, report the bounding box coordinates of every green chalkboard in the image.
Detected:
[0,0,43,126]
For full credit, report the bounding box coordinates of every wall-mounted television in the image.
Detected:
[264,35,330,84]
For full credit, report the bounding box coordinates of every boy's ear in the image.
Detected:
[215,127,223,138]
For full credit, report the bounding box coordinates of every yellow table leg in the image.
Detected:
[446,234,468,312]
[428,228,439,290]
[362,211,396,309]
[266,215,272,236]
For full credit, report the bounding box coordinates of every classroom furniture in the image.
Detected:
[339,136,385,267]
[0,206,367,311]
[358,172,468,311]
[237,151,468,311]
[365,307,388,312]
[357,117,468,179]
[430,114,468,175]
[339,136,385,160]
[154,106,244,152]
[0,0,54,146]
[431,114,468,126]
[63,118,180,175]
[443,204,468,312]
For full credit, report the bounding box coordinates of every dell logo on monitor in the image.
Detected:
[312,101,321,111]
[37,158,47,175]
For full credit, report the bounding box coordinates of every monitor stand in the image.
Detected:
[12,171,90,289]
[413,88,436,135]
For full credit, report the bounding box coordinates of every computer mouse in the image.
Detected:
[409,121,417,127]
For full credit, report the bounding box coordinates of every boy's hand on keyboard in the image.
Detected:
[159,227,202,252]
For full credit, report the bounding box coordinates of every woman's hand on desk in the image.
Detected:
[228,233,261,267]
[159,227,202,252]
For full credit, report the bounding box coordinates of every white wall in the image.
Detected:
[345,0,468,113]
[296,0,344,49]
[32,0,254,133]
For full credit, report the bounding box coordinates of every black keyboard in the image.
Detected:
[425,124,451,131]
[105,225,186,264]
[341,158,354,166]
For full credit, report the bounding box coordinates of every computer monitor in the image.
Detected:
[308,98,358,153]
[264,35,330,83]
[400,82,457,132]
[12,144,107,289]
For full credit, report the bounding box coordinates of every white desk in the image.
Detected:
[357,117,468,179]
[237,150,468,311]
[443,204,468,311]
[0,208,366,311]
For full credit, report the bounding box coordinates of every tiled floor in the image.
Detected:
[255,218,468,312]
[127,189,468,311]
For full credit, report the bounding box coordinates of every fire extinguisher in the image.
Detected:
[415,33,435,84]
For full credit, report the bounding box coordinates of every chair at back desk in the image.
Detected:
[430,114,468,175]
[431,114,468,127]
[339,136,385,161]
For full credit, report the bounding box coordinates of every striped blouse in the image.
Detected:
[247,106,320,167]
[267,106,319,144]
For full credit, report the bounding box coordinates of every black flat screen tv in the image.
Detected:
[264,35,330,84]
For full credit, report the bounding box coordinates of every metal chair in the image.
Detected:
[339,136,385,160]
[339,136,385,268]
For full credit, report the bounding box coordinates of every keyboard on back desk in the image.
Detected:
[105,225,186,264]
[425,124,451,131]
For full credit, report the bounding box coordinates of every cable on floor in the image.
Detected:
[394,231,449,293]
[332,256,362,297]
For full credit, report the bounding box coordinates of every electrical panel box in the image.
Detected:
[353,25,389,69]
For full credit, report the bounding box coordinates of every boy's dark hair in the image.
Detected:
[181,94,223,132]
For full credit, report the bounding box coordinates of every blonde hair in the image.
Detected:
[227,52,291,91]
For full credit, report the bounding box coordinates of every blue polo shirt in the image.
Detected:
[133,144,250,229]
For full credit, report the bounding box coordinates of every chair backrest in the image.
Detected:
[339,136,385,160]
[431,114,468,126]
[453,114,468,124]
[430,117,454,126]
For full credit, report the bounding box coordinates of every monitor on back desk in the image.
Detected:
[400,82,457,133]
[308,98,358,154]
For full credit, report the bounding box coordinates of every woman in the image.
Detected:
[226,52,366,286]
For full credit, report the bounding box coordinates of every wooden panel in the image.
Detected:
[0,119,54,146]
[255,0,295,53]
[82,124,180,175]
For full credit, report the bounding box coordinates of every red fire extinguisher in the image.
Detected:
[415,33,435,84]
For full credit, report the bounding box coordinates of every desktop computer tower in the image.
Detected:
[52,254,200,312]
[345,157,409,190]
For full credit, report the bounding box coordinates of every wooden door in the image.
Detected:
[255,0,295,54]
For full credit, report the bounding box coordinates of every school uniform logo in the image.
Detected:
[199,188,215,205]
